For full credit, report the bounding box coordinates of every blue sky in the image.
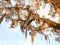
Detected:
[0,0,60,45]
[0,20,60,45]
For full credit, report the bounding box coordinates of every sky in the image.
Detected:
[0,0,60,45]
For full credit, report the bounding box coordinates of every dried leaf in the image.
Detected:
[0,14,5,24]
[31,34,35,44]
[25,30,27,39]
[44,35,48,40]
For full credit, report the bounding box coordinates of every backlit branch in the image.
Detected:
[0,0,60,44]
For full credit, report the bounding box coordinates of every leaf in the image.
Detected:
[10,19,16,28]
[31,34,34,45]
[31,33,35,45]
[25,30,27,39]
[20,24,25,33]
[10,22,15,28]
[51,29,55,34]
[44,35,48,40]
[0,14,5,24]
[0,17,3,24]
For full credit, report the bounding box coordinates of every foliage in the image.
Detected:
[0,0,60,45]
